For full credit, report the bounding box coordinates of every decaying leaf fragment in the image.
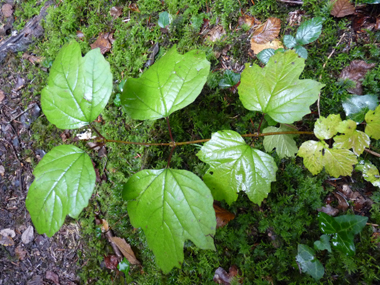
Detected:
[207,25,226,42]
[250,39,283,55]
[110,6,123,18]
[251,17,281,44]
[110,236,140,265]
[331,0,355,18]
[91,33,112,54]
[339,60,376,95]
[213,265,239,285]
[238,14,258,28]
[213,203,235,228]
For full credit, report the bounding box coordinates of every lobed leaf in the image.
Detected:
[365,105,380,139]
[322,148,358,178]
[122,169,215,273]
[314,114,342,140]
[333,120,370,155]
[314,235,332,253]
[239,50,324,123]
[298,141,325,175]
[356,161,380,187]
[296,244,324,280]
[262,124,299,159]
[121,46,210,120]
[41,41,112,129]
[197,130,277,205]
[26,145,96,237]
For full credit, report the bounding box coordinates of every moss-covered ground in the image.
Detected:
[11,0,380,283]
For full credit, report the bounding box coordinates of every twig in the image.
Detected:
[166,146,177,168]
[367,223,379,227]
[105,230,123,260]
[5,103,36,124]
[277,0,303,4]
[364,148,380,158]
[0,138,20,164]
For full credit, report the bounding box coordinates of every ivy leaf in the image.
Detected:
[295,17,323,45]
[41,41,112,129]
[298,140,325,175]
[121,46,210,120]
[257,48,275,64]
[318,212,368,255]
[334,120,370,155]
[314,234,332,253]
[295,45,308,59]
[262,124,299,159]
[197,130,277,205]
[365,105,380,140]
[25,145,96,237]
[283,35,297,49]
[356,161,380,187]
[239,50,324,124]
[342,94,378,123]
[323,148,358,178]
[219,70,240,88]
[314,114,342,140]
[122,169,215,273]
[296,244,324,281]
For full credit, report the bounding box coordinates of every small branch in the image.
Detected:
[364,148,380,158]
[166,146,177,168]
[277,0,303,4]
[89,123,105,140]
[166,117,174,143]
[105,230,123,260]
[5,103,36,124]
[257,114,265,134]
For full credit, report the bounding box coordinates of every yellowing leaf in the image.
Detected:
[365,105,380,139]
[323,148,358,178]
[250,39,284,55]
[334,120,370,155]
[314,114,342,140]
[298,141,325,175]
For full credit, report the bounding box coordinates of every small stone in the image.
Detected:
[0,165,4,176]
[2,4,13,18]
[21,226,34,244]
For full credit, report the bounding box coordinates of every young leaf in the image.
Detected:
[262,124,299,159]
[295,17,323,45]
[219,70,240,88]
[41,41,112,129]
[197,130,277,205]
[296,244,324,281]
[333,120,370,155]
[257,48,275,64]
[365,105,380,140]
[26,145,96,237]
[314,114,342,140]
[295,45,308,59]
[318,212,368,255]
[121,46,210,120]
[283,35,297,49]
[298,140,325,175]
[158,11,171,28]
[314,234,332,253]
[342,94,378,123]
[239,50,324,124]
[122,169,216,273]
[117,257,130,275]
[323,148,358,178]
[356,161,380,187]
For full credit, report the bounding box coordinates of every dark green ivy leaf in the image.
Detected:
[219,70,240,88]
[342,94,378,123]
[314,234,332,253]
[296,244,324,281]
[118,257,130,275]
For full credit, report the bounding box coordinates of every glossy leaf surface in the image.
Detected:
[314,114,342,140]
[314,234,332,253]
[197,130,277,205]
[365,105,380,140]
[296,244,324,281]
[342,94,378,123]
[334,120,370,155]
[118,257,130,275]
[41,41,112,129]
[318,212,367,255]
[257,48,275,64]
[356,161,380,187]
[26,145,96,237]
[295,17,323,45]
[283,35,296,48]
[295,45,308,59]
[239,50,324,123]
[298,141,325,175]
[262,124,298,159]
[122,169,215,273]
[121,46,210,120]
[219,70,240,88]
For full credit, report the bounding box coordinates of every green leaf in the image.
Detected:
[296,244,324,281]
[295,45,308,59]
[122,169,216,273]
[257,48,275,64]
[359,0,380,3]
[314,114,342,140]
[295,17,323,45]
[41,41,112,129]
[323,148,358,178]
[121,46,210,120]
[238,50,324,124]
[26,145,96,237]
[298,140,325,175]
[333,120,370,155]
[158,11,171,28]
[264,114,278,126]
[342,94,378,123]
[118,257,130,275]
[314,235,332,253]
[197,130,277,205]
[283,35,297,48]
[114,93,121,107]
[356,161,380,187]
[365,105,380,139]
[262,124,299,159]
[219,70,240,88]
[318,212,368,255]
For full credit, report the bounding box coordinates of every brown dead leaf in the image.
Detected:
[250,38,283,55]
[213,265,239,285]
[22,53,42,65]
[287,10,305,26]
[0,235,14,246]
[317,204,339,216]
[0,90,5,103]
[100,219,109,232]
[110,236,140,265]
[252,17,281,44]
[2,4,13,18]
[213,203,235,228]
[331,0,355,18]
[207,25,226,42]
[110,6,123,18]
[238,14,257,28]
[339,60,376,95]
[15,246,27,260]
[128,3,140,13]
[104,255,119,270]
[376,18,380,31]
[333,192,349,211]
[90,33,112,55]
[45,271,60,285]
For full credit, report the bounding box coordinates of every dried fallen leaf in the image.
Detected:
[333,192,349,211]
[250,38,283,55]
[238,14,257,28]
[339,60,376,95]
[213,265,239,285]
[110,6,123,18]
[110,236,140,265]
[2,4,13,18]
[0,90,4,103]
[0,165,4,176]
[45,271,60,285]
[330,0,355,18]
[317,204,339,216]
[0,228,15,237]
[207,25,226,42]
[22,53,42,65]
[21,226,34,244]
[128,3,140,13]
[15,246,28,260]
[213,203,235,228]
[104,255,119,270]
[101,219,109,232]
[287,10,305,26]
[90,33,112,55]
[0,235,14,246]
[252,17,281,44]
